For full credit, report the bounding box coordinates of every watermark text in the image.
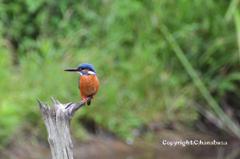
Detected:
[160,139,227,147]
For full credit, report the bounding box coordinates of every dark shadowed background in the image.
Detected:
[0,0,240,158]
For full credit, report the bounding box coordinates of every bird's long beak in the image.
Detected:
[64,68,79,72]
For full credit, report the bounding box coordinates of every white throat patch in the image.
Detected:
[79,71,96,76]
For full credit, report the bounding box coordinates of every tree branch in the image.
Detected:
[37,97,92,159]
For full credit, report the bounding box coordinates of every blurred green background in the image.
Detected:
[0,0,240,158]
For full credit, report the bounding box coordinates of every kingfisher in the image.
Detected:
[64,63,99,105]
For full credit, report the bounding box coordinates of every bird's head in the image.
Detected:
[64,63,96,75]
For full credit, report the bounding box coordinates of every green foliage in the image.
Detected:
[0,0,239,145]
[0,101,21,146]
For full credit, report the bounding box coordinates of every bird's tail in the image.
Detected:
[87,99,91,105]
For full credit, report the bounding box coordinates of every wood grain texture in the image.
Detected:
[38,97,91,159]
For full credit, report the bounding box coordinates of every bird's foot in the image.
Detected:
[82,98,88,103]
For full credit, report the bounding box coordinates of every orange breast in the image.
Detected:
[79,75,99,99]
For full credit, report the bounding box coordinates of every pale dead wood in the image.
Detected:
[38,97,91,159]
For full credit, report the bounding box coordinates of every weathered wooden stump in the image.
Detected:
[38,97,91,159]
